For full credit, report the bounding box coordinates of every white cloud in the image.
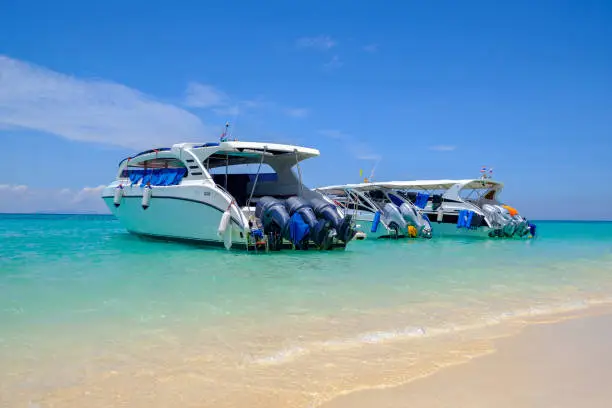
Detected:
[213,105,241,117]
[0,55,210,150]
[184,82,228,108]
[241,99,265,109]
[0,184,28,192]
[72,185,106,204]
[356,153,382,161]
[318,129,345,139]
[429,145,456,151]
[363,44,379,53]
[184,83,268,119]
[323,55,343,70]
[283,107,309,118]
[0,184,110,214]
[318,129,380,161]
[296,35,337,50]
[185,87,309,121]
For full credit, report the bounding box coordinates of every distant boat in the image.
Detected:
[316,183,432,239]
[368,179,535,238]
[101,140,355,250]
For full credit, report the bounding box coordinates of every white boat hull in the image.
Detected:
[102,185,248,248]
[427,221,493,238]
[349,211,408,239]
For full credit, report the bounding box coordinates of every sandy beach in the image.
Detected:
[322,311,612,408]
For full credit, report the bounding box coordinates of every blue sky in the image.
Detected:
[1,0,611,219]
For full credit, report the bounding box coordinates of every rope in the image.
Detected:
[294,149,303,196]
[225,154,229,190]
[246,146,267,214]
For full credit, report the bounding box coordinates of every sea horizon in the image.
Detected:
[2,211,611,222]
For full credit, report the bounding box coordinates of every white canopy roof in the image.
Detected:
[194,141,318,158]
[318,179,504,193]
[372,179,504,190]
[189,141,320,165]
[121,140,320,168]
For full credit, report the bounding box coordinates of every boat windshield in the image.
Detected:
[462,187,500,204]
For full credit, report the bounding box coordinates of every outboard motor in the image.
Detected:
[309,198,356,244]
[482,204,521,238]
[399,203,432,238]
[285,197,317,227]
[285,196,330,249]
[255,196,291,250]
[514,215,530,237]
[495,206,517,237]
[528,222,537,237]
[382,203,408,237]
[482,204,504,227]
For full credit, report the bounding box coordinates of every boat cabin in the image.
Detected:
[115,141,319,208]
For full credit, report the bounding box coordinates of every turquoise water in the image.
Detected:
[1,214,611,407]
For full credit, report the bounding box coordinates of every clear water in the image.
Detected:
[1,214,611,407]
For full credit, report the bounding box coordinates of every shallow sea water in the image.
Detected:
[1,215,611,407]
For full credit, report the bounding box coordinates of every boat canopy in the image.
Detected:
[320,179,503,193]
[373,180,503,190]
[119,141,319,168]
[193,141,319,168]
[316,183,395,196]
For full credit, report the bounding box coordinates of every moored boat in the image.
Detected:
[316,183,433,239]
[378,179,536,238]
[102,140,356,250]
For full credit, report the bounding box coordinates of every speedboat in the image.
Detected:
[378,179,536,238]
[101,141,356,250]
[315,183,432,239]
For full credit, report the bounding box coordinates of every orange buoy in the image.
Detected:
[502,205,518,217]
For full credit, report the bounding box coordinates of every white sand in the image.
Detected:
[321,312,612,408]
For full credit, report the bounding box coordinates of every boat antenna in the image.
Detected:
[220,122,230,142]
[480,166,494,180]
[367,158,381,183]
[480,166,487,181]
[229,106,241,140]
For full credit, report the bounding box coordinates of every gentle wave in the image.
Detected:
[252,346,309,365]
[252,297,612,366]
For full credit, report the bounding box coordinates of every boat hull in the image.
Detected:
[349,212,408,239]
[427,221,493,238]
[103,185,350,250]
[102,187,248,247]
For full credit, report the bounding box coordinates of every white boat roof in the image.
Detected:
[119,140,319,167]
[373,179,504,190]
[194,141,320,158]
[318,179,504,193]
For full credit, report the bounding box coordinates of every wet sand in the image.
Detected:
[321,312,612,408]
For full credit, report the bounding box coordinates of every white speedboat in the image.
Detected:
[379,179,536,238]
[101,141,356,250]
[316,183,432,239]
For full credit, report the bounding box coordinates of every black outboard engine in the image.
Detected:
[285,196,329,249]
[255,196,291,250]
[309,198,356,244]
